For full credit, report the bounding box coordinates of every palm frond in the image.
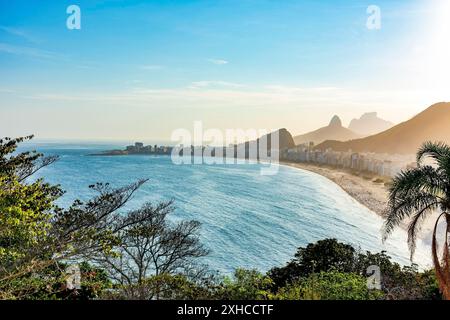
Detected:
[389,165,445,202]
[417,141,450,165]
[383,192,439,241]
[407,202,439,260]
[383,164,445,241]
[417,142,450,183]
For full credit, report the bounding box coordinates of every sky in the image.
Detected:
[0,0,449,141]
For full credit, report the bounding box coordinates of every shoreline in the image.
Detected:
[280,160,389,217]
[280,161,435,239]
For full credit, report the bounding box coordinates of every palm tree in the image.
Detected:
[383,141,450,299]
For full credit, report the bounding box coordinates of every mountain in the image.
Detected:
[270,128,296,150]
[316,102,450,154]
[293,115,360,145]
[230,128,295,159]
[244,128,295,151]
[348,112,394,135]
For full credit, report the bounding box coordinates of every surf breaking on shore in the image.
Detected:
[281,161,388,215]
[281,160,436,241]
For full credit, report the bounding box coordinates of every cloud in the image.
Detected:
[125,79,143,84]
[23,83,357,109]
[17,81,436,131]
[208,59,228,65]
[0,88,16,94]
[140,65,164,70]
[0,26,39,43]
[0,42,60,59]
[188,81,245,89]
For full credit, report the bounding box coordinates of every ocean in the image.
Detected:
[22,142,431,274]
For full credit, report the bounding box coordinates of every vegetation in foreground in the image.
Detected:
[0,136,446,300]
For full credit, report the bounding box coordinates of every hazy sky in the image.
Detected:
[0,0,449,141]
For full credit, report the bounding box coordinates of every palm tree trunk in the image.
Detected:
[444,213,450,299]
[432,212,450,299]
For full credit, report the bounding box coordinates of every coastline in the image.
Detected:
[87,150,423,235]
[90,150,391,217]
[280,161,436,240]
[280,160,389,217]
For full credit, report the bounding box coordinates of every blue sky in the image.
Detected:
[0,0,449,140]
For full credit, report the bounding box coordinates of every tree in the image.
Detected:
[18,261,112,300]
[383,141,450,299]
[0,136,174,299]
[217,269,273,300]
[0,176,147,297]
[0,136,60,270]
[91,201,208,299]
[0,135,144,297]
[268,239,356,289]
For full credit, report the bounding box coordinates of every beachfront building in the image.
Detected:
[282,145,415,178]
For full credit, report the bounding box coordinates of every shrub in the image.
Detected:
[217,269,273,300]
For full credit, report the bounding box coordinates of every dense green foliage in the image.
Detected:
[0,136,60,268]
[217,269,273,300]
[272,271,383,300]
[268,238,356,289]
[268,239,440,300]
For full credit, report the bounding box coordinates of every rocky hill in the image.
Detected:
[293,115,360,145]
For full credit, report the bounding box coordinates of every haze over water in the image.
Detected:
[28,143,431,273]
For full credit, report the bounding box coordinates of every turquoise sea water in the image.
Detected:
[24,142,431,273]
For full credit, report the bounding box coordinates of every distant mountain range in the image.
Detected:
[293,115,360,145]
[348,112,394,136]
[239,102,449,156]
[316,102,450,154]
